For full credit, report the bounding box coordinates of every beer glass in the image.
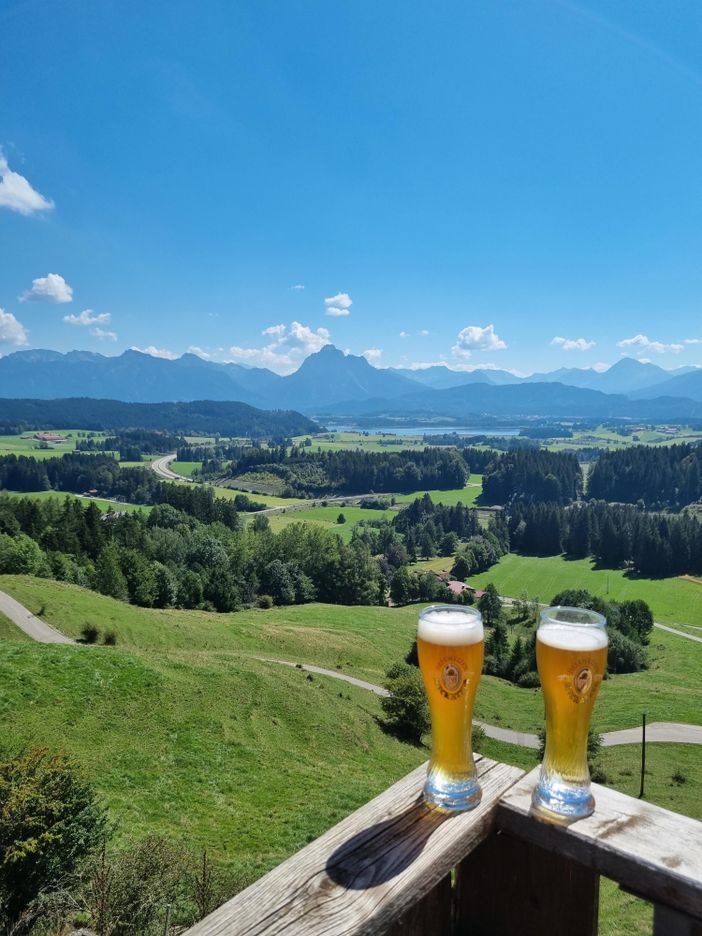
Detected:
[533,606,608,819]
[417,605,484,811]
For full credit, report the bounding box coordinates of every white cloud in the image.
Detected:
[591,362,610,373]
[325,306,350,317]
[20,273,73,304]
[452,324,507,359]
[362,348,382,365]
[63,308,111,326]
[290,284,305,291]
[324,292,352,316]
[228,321,331,374]
[551,335,596,351]
[617,334,683,354]
[91,327,117,341]
[0,308,28,345]
[683,337,702,345]
[399,331,410,338]
[0,153,54,216]
[131,345,177,358]
[418,329,430,337]
[397,360,527,377]
[187,345,211,359]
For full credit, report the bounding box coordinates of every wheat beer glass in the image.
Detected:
[417,605,484,811]
[533,606,608,819]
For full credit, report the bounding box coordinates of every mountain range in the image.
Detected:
[1,346,701,420]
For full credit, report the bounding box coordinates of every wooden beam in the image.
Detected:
[183,757,524,936]
[455,830,598,936]
[653,905,702,936]
[497,768,702,923]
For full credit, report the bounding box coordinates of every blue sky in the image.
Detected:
[1,0,702,375]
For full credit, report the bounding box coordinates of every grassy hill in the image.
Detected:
[0,576,699,933]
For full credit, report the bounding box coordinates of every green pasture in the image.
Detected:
[469,553,702,627]
[0,430,87,459]
[171,460,202,477]
[394,475,483,507]
[293,431,428,453]
[0,575,698,933]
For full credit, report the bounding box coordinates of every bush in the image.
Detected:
[516,670,540,689]
[257,594,274,609]
[81,624,100,644]
[103,630,117,646]
[83,836,187,935]
[0,749,107,930]
[472,724,486,753]
[381,662,430,744]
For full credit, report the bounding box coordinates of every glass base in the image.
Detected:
[532,777,595,820]
[423,773,482,812]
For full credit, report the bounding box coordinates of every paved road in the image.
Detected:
[254,658,702,749]
[151,454,191,482]
[0,591,75,644]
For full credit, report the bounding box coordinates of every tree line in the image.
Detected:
[77,429,185,460]
[0,495,384,611]
[226,446,470,495]
[482,449,583,505]
[587,443,701,508]
[508,499,702,576]
[0,397,318,437]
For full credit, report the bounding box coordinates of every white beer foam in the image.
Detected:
[538,624,608,652]
[418,608,484,646]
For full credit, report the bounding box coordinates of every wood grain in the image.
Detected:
[455,830,598,936]
[497,768,702,922]
[183,757,524,936]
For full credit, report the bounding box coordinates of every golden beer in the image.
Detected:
[418,605,484,811]
[533,607,608,819]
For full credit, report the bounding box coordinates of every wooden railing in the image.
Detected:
[184,757,702,935]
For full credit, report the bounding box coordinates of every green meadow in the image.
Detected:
[0,576,698,934]
[469,553,702,627]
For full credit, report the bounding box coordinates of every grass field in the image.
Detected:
[469,553,702,627]
[292,431,429,453]
[214,487,308,507]
[171,460,202,477]
[0,577,698,933]
[394,474,483,507]
[0,490,149,514]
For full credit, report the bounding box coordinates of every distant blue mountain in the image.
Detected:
[0,346,698,419]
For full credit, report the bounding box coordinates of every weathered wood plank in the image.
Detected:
[386,873,453,936]
[183,757,524,936]
[455,830,598,936]
[654,905,702,936]
[497,768,702,922]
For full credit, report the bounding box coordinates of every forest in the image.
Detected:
[0,398,318,437]
[587,443,701,508]
[225,446,470,495]
[482,449,583,504]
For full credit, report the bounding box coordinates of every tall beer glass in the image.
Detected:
[533,606,608,819]
[417,605,484,811]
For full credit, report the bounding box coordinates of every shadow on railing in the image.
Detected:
[183,757,702,936]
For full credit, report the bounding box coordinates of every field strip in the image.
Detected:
[253,657,702,749]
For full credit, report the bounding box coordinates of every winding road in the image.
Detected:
[151,453,191,482]
[2,590,700,749]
